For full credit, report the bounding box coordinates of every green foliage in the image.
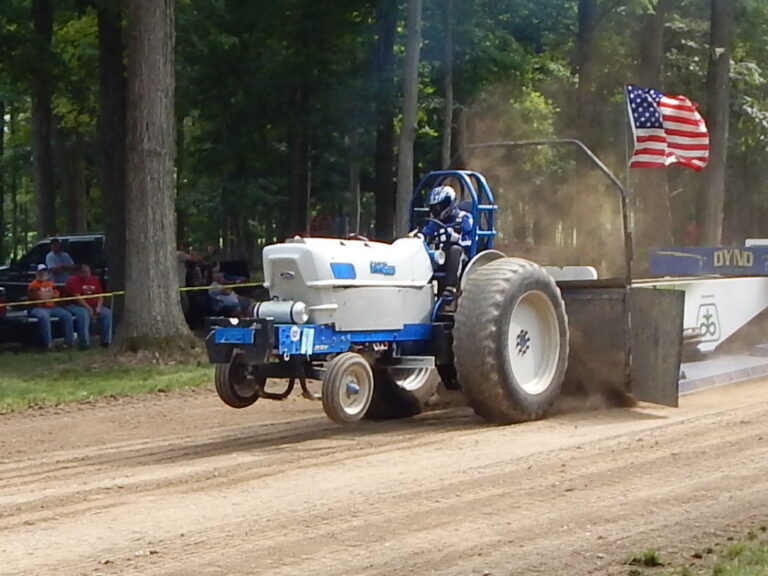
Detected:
[1,0,768,261]
[625,548,665,567]
[712,543,768,576]
[0,349,210,412]
[51,7,98,130]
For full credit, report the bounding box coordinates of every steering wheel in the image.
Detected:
[424,218,452,231]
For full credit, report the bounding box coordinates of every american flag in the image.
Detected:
[625,84,709,171]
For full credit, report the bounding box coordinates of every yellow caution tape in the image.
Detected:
[0,282,264,309]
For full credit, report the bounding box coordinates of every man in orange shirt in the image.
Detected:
[27,264,76,350]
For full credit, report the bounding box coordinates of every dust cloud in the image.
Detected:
[459,87,629,279]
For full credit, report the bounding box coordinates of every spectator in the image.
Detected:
[182,244,209,329]
[203,244,219,267]
[201,244,220,285]
[45,238,76,285]
[27,264,76,351]
[209,273,251,316]
[64,264,112,348]
[177,248,189,287]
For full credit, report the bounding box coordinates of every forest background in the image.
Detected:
[0,0,766,341]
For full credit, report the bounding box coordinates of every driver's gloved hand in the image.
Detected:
[436,227,460,245]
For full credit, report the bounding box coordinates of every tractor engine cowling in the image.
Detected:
[262,237,434,331]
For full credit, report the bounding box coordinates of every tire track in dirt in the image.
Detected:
[0,380,766,576]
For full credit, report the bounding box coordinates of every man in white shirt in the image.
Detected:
[45,238,75,285]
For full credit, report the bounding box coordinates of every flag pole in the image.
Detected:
[623,85,634,240]
[623,92,632,194]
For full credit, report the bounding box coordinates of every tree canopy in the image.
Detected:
[1,0,767,270]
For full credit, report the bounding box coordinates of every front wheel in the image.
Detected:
[322,353,375,425]
[214,353,265,408]
[453,258,569,424]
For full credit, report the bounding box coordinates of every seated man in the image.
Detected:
[27,264,76,351]
[64,264,112,348]
[208,273,251,317]
[417,185,474,298]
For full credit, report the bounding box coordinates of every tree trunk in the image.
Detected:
[0,100,5,263]
[54,128,88,233]
[31,0,56,239]
[637,0,668,87]
[373,0,397,240]
[69,135,87,232]
[573,0,597,149]
[441,0,454,169]
[122,0,190,344]
[632,0,672,262]
[700,0,733,246]
[9,105,19,258]
[220,189,230,256]
[287,88,310,237]
[349,142,361,234]
[453,106,469,170]
[97,3,127,298]
[175,110,186,247]
[395,0,423,237]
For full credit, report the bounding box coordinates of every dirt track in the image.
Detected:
[1,379,767,576]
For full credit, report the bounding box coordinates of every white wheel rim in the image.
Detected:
[338,365,372,416]
[506,290,560,395]
[388,368,432,392]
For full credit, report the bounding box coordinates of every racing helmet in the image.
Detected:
[428,185,457,221]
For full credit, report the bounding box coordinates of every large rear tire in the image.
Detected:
[453,258,569,424]
[365,367,439,420]
[214,353,265,408]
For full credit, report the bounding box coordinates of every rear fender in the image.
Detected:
[460,250,505,291]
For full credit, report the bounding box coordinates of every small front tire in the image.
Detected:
[322,353,375,425]
[214,353,265,408]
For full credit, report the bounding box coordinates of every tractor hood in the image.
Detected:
[262,237,434,331]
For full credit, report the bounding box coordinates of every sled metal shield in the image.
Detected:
[629,286,684,407]
[559,283,683,407]
[560,286,632,401]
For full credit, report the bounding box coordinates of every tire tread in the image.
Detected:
[453,258,569,424]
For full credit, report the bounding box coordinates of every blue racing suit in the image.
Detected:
[420,209,474,292]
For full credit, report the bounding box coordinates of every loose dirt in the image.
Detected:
[1,379,767,575]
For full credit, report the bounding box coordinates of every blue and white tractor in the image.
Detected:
[205,143,684,425]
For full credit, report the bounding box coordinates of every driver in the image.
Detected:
[418,185,473,299]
